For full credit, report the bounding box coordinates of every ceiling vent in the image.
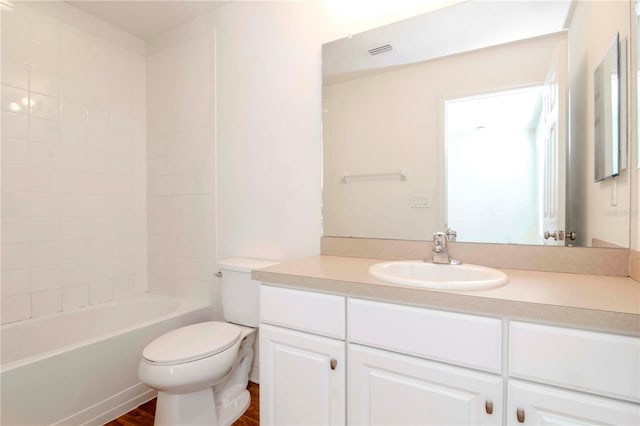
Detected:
[368,44,393,55]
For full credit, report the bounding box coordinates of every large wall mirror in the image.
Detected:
[322,0,632,248]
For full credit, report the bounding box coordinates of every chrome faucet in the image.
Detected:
[431,232,461,265]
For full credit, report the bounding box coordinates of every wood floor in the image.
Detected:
[104,382,259,426]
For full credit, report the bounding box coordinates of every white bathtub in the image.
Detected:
[0,294,211,425]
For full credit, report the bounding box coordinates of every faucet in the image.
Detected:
[431,232,461,265]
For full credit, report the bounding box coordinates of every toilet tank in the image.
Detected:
[218,258,279,327]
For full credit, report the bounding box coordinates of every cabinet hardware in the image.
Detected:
[517,408,525,423]
[485,400,493,415]
[330,358,337,370]
[215,271,223,278]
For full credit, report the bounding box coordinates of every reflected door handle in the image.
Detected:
[544,230,565,241]
[485,400,493,415]
[330,359,337,370]
[516,408,525,423]
[567,231,577,240]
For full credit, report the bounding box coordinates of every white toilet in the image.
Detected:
[138,258,277,426]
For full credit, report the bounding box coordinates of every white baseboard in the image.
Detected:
[52,382,157,426]
[250,365,260,384]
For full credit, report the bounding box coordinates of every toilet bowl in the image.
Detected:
[138,258,277,426]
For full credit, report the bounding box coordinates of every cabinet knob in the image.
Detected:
[517,408,525,423]
[485,400,493,415]
[330,358,337,370]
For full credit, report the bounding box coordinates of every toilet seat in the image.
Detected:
[143,322,242,366]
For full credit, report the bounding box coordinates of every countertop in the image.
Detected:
[252,255,640,336]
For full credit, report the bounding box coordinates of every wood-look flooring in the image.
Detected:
[105,382,259,426]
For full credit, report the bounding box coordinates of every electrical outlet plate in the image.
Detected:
[410,194,430,208]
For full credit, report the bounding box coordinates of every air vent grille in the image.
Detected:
[368,44,393,55]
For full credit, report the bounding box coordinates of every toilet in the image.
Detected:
[138,258,277,426]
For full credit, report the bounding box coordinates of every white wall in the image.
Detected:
[567,0,631,248]
[146,15,218,309]
[1,3,147,324]
[213,1,464,261]
[322,35,558,240]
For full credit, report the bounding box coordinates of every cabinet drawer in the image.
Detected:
[509,321,640,402]
[348,299,502,372]
[260,285,346,339]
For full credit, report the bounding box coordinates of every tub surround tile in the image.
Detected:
[62,284,89,310]
[89,280,113,305]
[31,288,62,317]
[1,294,31,323]
[1,268,31,297]
[321,237,630,277]
[30,265,62,292]
[253,255,640,336]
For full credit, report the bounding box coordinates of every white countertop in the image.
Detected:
[253,255,640,336]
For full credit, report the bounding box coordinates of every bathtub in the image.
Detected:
[0,294,211,425]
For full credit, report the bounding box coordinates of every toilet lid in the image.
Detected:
[143,322,242,365]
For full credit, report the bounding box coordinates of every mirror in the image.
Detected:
[322,0,632,248]
[594,34,622,182]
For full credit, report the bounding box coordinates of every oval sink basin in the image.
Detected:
[369,261,508,290]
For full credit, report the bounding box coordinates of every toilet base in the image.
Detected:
[154,387,250,426]
[155,387,217,426]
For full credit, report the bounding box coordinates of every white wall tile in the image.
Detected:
[30,192,60,216]
[30,67,59,97]
[2,165,30,192]
[31,288,62,317]
[30,217,61,242]
[2,217,30,243]
[1,243,30,270]
[113,275,135,299]
[30,265,62,292]
[2,111,29,139]
[2,84,29,115]
[2,60,29,89]
[30,117,60,144]
[1,4,148,320]
[2,138,29,165]
[60,76,87,102]
[60,217,88,239]
[2,191,31,216]
[29,167,58,192]
[1,294,31,324]
[30,92,60,121]
[58,193,87,217]
[60,123,86,147]
[62,284,88,310]
[61,262,90,287]
[30,241,62,267]
[89,279,113,305]
[61,239,89,263]
[60,100,87,125]
[1,268,31,296]
[29,142,60,168]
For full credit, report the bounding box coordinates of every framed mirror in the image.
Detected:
[322,0,632,248]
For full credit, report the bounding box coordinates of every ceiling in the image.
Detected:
[65,1,224,40]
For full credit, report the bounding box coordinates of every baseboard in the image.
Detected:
[52,382,157,426]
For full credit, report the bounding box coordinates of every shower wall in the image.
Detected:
[146,15,217,309]
[1,3,148,324]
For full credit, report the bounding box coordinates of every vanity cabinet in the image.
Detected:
[259,285,346,425]
[259,284,640,426]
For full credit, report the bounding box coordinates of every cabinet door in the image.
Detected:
[507,380,640,425]
[349,344,502,425]
[259,324,345,426]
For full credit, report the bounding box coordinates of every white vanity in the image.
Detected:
[255,256,640,426]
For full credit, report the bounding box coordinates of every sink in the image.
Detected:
[368,261,508,290]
